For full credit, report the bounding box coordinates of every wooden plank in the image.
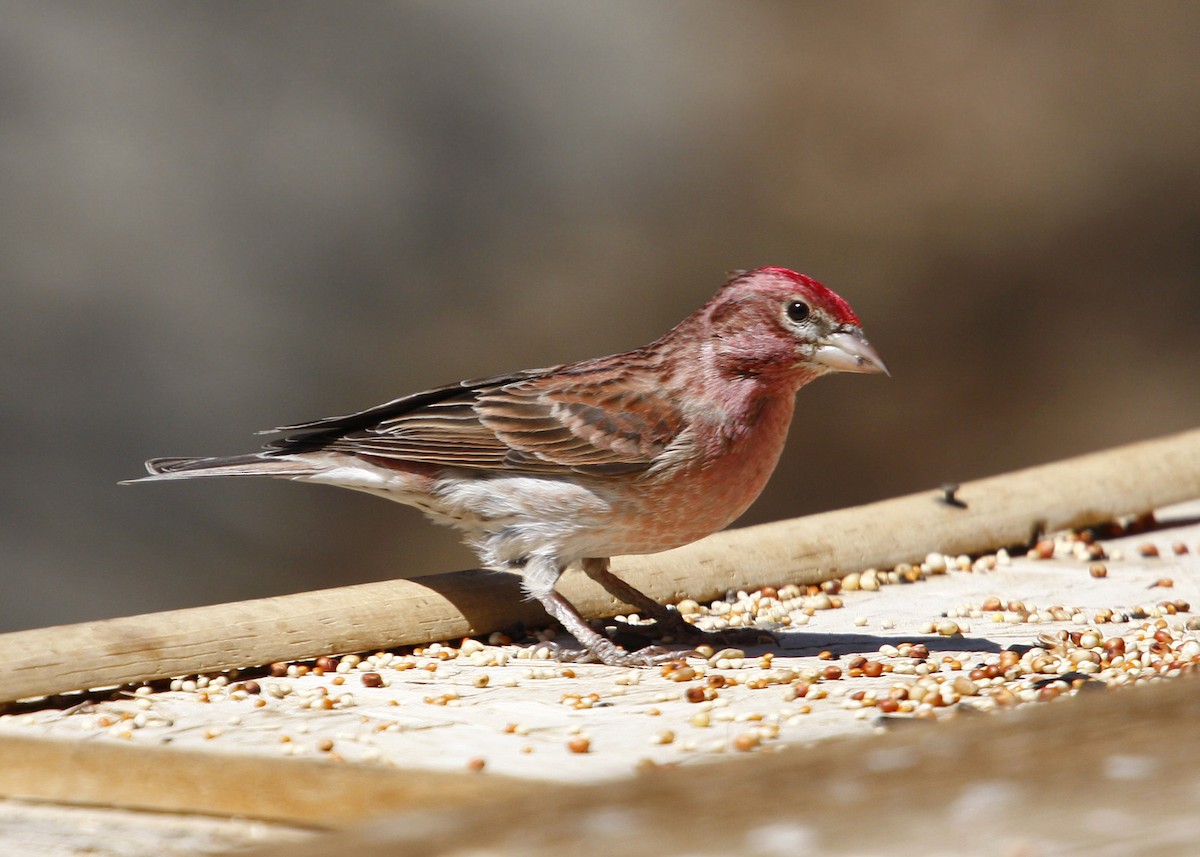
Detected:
[237,658,1200,857]
[0,733,524,826]
[1,427,1198,704]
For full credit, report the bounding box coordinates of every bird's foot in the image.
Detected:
[547,638,699,668]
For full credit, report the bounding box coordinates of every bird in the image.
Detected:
[127,267,887,666]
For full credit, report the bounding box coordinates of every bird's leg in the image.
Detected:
[580,557,686,629]
[522,556,692,667]
[580,557,776,647]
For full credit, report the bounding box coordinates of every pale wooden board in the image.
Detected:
[241,643,1200,857]
[10,537,1195,782]
[2,426,1197,856]
[0,800,307,857]
[0,503,1195,856]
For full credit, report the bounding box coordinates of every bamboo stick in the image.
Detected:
[1,428,1198,704]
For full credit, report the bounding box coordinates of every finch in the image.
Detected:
[128,267,886,666]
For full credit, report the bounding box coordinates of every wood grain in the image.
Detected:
[239,658,1200,856]
[0,733,524,825]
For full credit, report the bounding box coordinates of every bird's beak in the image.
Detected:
[812,329,889,375]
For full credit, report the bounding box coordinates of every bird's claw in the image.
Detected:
[539,639,699,668]
[609,645,701,667]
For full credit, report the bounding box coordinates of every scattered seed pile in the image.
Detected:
[2,512,1198,781]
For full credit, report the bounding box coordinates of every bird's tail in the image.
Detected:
[120,454,320,484]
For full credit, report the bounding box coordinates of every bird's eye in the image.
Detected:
[786,300,810,323]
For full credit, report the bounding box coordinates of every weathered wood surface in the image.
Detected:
[0,733,524,825]
[240,663,1200,857]
[0,500,1195,853]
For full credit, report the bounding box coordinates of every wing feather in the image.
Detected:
[264,352,684,477]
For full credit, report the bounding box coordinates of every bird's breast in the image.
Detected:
[600,393,798,555]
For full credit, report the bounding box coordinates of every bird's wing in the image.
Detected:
[265,358,684,477]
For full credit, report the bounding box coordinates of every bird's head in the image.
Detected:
[698,267,888,384]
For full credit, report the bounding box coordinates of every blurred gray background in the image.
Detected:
[2,2,1197,632]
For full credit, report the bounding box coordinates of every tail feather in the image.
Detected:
[121,454,320,484]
